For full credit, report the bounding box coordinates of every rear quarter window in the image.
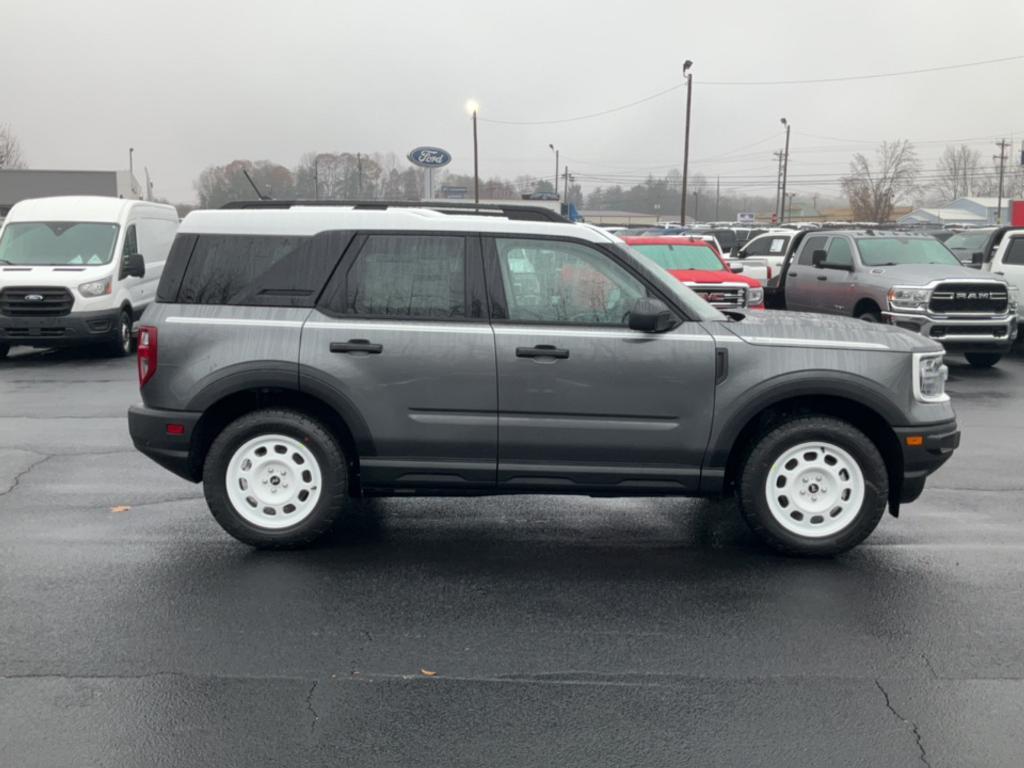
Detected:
[159,233,344,307]
[1003,237,1024,266]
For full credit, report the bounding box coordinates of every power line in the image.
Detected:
[477,55,1024,126]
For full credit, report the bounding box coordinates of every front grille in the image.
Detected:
[689,284,747,309]
[0,286,74,317]
[929,282,1008,315]
[3,327,68,338]
[931,325,1008,339]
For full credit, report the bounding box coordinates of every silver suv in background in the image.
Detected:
[128,204,960,556]
[779,231,1018,367]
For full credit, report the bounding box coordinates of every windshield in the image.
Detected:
[618,244,725,322]
[943,230,991,252]
[0,222,120,266]
[631,243,724,272]
[712,230,737,249]
[856,237,960,267]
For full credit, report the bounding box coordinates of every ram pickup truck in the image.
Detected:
[772,229,1018,367]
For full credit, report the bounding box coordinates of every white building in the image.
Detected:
[898,197,1012,227]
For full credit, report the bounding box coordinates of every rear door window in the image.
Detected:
[173,234,338,307]
[330,234,467,319]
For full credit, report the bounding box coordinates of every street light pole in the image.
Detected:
[680,60,693,225]
[128,147,135,196]
[780,118,791,224]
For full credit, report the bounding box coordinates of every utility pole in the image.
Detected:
[692,189,700,223]
[715,176,720,220]
[780,118,791,223]
[787,192,796,222]
[549,144,559,198]
[563,166,570,215]
[773,151,785,221]
[128,147,135,197]
[995,139,1009,225]
[679,60,694,225]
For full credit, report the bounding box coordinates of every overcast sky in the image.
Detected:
[3,0,1023,204]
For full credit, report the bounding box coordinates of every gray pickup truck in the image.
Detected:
[128,204,960,556]
[772,230,1018,367]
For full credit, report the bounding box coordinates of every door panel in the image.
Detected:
[785,235,830,312]
[493,324,716,491]
[300,233,497,489]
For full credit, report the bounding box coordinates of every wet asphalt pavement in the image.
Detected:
[1,344,1023,767]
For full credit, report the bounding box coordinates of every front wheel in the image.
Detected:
[964,352,1001,368]
[203,409,349,548]
[737,416,889,556]
[102,309,133,357]
[857,309,881,322]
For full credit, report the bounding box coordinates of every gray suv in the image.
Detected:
[128,205,960,556]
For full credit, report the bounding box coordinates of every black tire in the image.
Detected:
[964,352,1001,368]
[203,408,348,548]
[857,309,881,322]
[737,415,889,556]
[102,309,133,357]
[0,343,9,359]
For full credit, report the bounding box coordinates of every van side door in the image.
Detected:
[300,232,497,491]
[132,216,177,310]
[483,235,716,492]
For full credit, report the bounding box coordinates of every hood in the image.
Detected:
[718,310,941,353]
[861,262,1008,285]
[0,264,113,288]
[667,269,761,288]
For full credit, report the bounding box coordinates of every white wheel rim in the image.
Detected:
[765,441,865,538]
[225,434,323,530]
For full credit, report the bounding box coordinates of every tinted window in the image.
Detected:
[798,236,829,265]
[944,230,991,252]
[175,234,334,307]
[712,230,737,250]
[122,224,138,255]
[1004,237,1024,266]
[343,235,465,318]
[496,238,646,325]
[825,237,853,268]
[745,235,789,256]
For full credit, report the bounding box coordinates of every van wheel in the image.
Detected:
[965,352,1001,368]
[102,310,133,357]
[737,416,888,556]
[203,409,348,548]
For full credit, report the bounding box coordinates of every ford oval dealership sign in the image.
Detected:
[407,147,452,168]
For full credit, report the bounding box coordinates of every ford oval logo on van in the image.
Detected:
[24,294,44,302]
[407,147,452,168]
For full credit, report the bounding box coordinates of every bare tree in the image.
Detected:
[933,144,981,200]
[841,140,920,222]
[0,123,27,169]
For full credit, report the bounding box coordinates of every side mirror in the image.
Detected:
[971,251,985,265]
[120,252,145,279]
[628,297,675,333]
[729,244,740,258]
[811,249,828,268]
[730,264,744,273]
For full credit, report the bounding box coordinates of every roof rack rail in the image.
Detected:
[219,199,569,223]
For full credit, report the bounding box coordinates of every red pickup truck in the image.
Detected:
[622,236,765,310]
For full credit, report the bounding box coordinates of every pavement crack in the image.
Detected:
[921,653,940,679]
[305,679,320,735]
[875,680,931,768]
[0,453,51,498]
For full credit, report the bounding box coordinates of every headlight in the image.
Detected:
[78,277,112,298]
[913,352,949,403]
[889,285,931,311]
[747,286,764,306]
[1009,286,1019,313]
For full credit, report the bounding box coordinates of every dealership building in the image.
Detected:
[0,169,143,217]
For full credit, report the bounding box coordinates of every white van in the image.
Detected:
[0,196,179,357]
[982,228,1024,323]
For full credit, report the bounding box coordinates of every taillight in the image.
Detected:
[138,325,157,387]
[766,266,773,280]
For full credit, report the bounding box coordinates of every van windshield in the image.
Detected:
[0,222,120,266]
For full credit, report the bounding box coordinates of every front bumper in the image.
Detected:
[893,419,961,504]
[0,307,122,347]
[128,404,203,482]
[883,309,1017,353]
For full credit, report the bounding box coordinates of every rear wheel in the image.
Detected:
[203,409,348,548]
[102,309,133,357]
[737,416,888,556]
[965,352,1001,368]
